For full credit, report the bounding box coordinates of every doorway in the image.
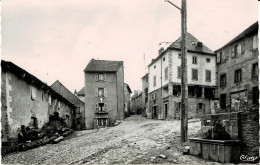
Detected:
[164,103,168,119]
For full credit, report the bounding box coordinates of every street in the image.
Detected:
[2,115,219,164]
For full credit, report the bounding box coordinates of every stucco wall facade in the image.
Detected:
[85,69,124,129]
[1,70,76,140]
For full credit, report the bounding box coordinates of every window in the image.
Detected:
[252,86,259,105]
[234,69,242,83]
[192,56,197,64]
[165,67,168,80]
[98,88,104,97]
[154,65,156,69]
[220,74,226,87]
[177,66,181,79]
[95,103,107,112]
[206,58,210,63]
[153,75,156,87]
[31,86,36,100]
[95,73,106,81]
[173,85,181,96]
[58,101,61,109]
[234,45,238,57]
[146,77,148,82]
[192,69,198,81]
[188,86,202,98]
[95,88,107,97]
[163,57,165,61]
[226,50,229,61]
[152,93,157,100]
[252,63,258,78]
[220,94,226,110]
[205,70,211,82]
[42,93,44,101]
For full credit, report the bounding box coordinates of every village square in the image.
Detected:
[1,0,259,164]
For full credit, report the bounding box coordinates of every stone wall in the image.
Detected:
[240,106,259,157]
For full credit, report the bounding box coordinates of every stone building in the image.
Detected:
[141,73,149,117]
[84,59,124,129]
[76,87,85,103]
[124,83,132,116]
[148,33,217,120]
[215,21,259,157]
[51,80,85,130]
[130,90,143,115]
[1,60,76,143]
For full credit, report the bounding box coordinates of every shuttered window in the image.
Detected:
[205,70,211,82]
[192,69,198,81]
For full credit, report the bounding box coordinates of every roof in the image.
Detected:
[124,83,132,93]
[1,60,75,107]
[141,73,148,79]
[51,80,85,106]
[148,32,215,67]
[77,87,85,96]
[216,21,258,51]
[84,58,123,72]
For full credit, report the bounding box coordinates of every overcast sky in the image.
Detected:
[2,0,258,93]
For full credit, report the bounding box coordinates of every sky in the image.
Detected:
[1,0,258,93]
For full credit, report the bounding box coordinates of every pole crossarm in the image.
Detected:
[165,0,181,11]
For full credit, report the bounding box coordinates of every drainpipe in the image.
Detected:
[161,56,163,120]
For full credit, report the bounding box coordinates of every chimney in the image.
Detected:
[158,47,164,55]
[197,42,203,47]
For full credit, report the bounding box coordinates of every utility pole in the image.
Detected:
[180,0,188,142]
[165,0,188,142]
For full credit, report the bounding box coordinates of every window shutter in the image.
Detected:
[31,87,36,100]
[48,95,52,105]
[58,101,61,109]
[217,52,220,63]
[231,47,235,58]
[95,103,99,111]
[95,74,98,81]
[104,73,106,81]
[95,88,98,97]
[237,44,241,55]
[104,103,107,111]
[104,88,107,97]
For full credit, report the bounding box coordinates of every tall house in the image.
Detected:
[216,22,259,112]
[51,80,86,130]
[141,73,149,117]
[84,59,124,129]
[148,33,217,119]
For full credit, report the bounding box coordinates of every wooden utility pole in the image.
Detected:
[165,0,188,142]
[180,0,188,142]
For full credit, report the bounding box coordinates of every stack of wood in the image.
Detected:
[2,112,73,156]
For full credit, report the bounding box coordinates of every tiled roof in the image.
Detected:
[77,87,85,96]
[84,59,123,72]
[216,21,258,51]
[148,32,214,67]
[169,32,214,54]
